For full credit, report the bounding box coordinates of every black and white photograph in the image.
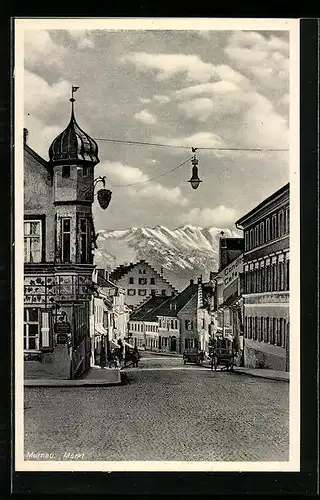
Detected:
[14,18,300,472]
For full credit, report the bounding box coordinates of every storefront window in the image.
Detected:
[24,308,40,350]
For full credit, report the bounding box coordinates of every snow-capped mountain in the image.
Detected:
[94,225,241,290]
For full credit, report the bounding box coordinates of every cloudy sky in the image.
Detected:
[23,24,291,232]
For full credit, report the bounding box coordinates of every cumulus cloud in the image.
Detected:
[139,97,152,104]
[179,205,238,227]
[23,114,62,160]
[174,80,240,100]
[134,109,158,125]
[67,30,95,49]
[155,131,224,151]
[98,161,189,206]
[224,31,289,93]
[178,98,216,122]
[24,70,71,115]
[121,52,215,83]
[153,94,171,104]
[24,29,66,68]
[239,93,289,149]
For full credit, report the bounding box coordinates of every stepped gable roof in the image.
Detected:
[155,282,198,318]
[109,262,136,282]
[130,295,170,322]
[109,259,177,291]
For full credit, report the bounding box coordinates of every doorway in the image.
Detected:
[170,336,177,352]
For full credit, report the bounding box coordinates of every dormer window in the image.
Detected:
[62,165,70,178]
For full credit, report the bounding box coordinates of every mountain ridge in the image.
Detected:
[94,224,241,290]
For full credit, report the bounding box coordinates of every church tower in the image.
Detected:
[49,91,99,265]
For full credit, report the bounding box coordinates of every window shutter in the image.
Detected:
[41,311,50,348]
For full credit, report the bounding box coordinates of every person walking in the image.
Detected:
[132,346,140,368]
[108,348,115,369]
[100,338,107,369]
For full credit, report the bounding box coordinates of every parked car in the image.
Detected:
[183,348,204,365]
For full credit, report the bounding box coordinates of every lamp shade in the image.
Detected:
[188,165,202,190]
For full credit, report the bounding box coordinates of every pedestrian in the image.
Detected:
[108,348,115,369]
[132,346,140,368]
[100,342,106,369]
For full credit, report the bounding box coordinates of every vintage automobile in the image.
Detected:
[209,338,236,371]
[183,348,205,365]
[211,347,235,371]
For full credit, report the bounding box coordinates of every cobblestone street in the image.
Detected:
[24,353,289,462]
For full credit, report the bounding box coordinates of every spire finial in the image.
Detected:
[69,86,79,118]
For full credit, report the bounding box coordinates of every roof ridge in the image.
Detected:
[24,143,50,168]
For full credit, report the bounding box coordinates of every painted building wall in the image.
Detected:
[178,293,198,351]
[24,143,94,380]
[115,261,176,308]
[158,316,180,353]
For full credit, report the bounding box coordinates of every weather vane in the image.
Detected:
[70,85,79,102]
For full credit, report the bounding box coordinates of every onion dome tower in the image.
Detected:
[49,88,98,265]
[49,95,99,166]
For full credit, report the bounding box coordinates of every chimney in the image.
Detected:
[160,267,164,277]
[190,279,194,285]
[197,275,202,284]
[209,271,215,281]
[105,269,110,281]
[23,128,28,144]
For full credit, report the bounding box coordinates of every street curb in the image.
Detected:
[233,369,289,382]
[24,370,124,387]
[140,351,183,358]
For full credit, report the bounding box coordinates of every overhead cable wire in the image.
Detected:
[95,156,193,192]
[94,136,289,152]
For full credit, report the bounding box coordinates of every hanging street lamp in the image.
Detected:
[188,152,202,190]
[94,176,112,209]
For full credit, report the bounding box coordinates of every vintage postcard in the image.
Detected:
[15,17,300,473]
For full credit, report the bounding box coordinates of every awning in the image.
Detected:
[95,324,108,336]
[124,341,134,349]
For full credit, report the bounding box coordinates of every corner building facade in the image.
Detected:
[24,99,99,379]
[235,183,290,371]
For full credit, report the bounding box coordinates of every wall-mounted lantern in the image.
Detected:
[94,176,112,209]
